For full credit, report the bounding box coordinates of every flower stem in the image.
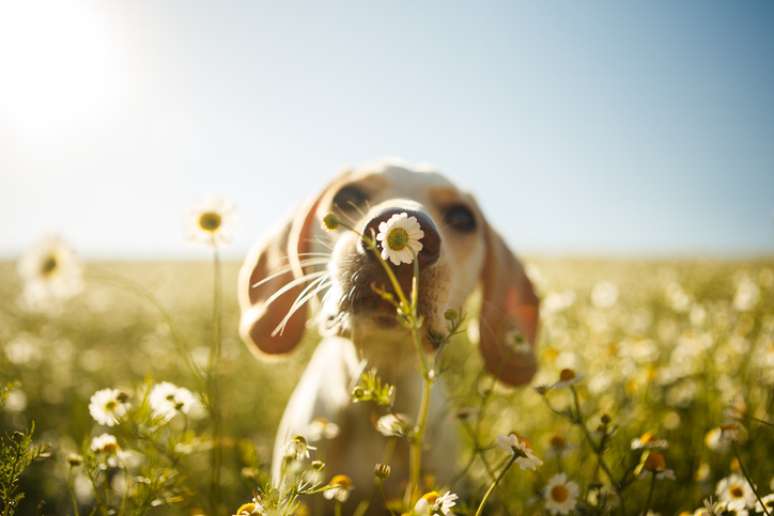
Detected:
[643,472,656,514]
[474,453,517,516]
[207,246,224,513]
[733,443,771,516]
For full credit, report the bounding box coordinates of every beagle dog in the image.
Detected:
[238,160,539,510]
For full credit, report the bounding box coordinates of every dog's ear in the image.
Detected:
[237,194,323,357]
[477,217,540,386]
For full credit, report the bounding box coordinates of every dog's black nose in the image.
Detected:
[362,207,441,268]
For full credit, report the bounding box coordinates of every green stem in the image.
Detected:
[643,472,656,514]
[734,443,771,516]
[207,246,224,513]
[474,453,517,516]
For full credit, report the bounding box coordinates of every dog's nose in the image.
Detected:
[362,208,441,268]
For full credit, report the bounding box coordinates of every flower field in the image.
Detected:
[1,253,772,515]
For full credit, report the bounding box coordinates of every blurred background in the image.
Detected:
[1,2,773,515]
[1,1,773,259]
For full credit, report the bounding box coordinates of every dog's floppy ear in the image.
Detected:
[477,217,540,386]
[237,194,322,357]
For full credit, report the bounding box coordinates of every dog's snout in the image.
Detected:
[362,207,441,267]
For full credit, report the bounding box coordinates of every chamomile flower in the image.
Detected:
[545,434,574,458]
[90,433,120,454]
[544,473,580,515]
[284,435,316,461]
[17,235,83,311]
[306,417,340,441]
[233,496,266,515]
[716,474,756,511]
[414,490,458,515]
[638,451,675,480]
[88,388,130,427]
[553,368,583,389]
[375,212,424,265]
[755,493,774,514]
[376,413,411,437]
[148,382,197,422]
[496,433,543,470]
[630,431,669,450]
[187,197,237,247]
[323,474,353,502]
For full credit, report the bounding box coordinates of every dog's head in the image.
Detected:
[238,161,539,385]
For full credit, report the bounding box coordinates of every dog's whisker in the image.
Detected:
[272,277,332,336]
[251,259,330,289]
[261,271,327,308]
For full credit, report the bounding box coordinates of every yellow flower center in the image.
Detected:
[420,491,439,504]
[104,400,117,411]
[644,452,666,471]
[235,502,256,515]
[559,368,576,382]
[101,442,119,455]
[198,211,222,232]
[40,254,58,276]
[730,486,744,498]
[551,484,569,502]
[386,227,409,251]
[330,474,352,488]
[640,431,654,444]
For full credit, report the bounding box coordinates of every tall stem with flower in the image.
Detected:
[323,213,454,508]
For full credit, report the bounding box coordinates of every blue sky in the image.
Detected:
[1,1,772,258]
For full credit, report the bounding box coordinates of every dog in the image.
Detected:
[238,160,539,512]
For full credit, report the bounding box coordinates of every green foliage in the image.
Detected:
[0,420,48,516]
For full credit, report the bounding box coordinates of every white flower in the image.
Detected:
[187,196,237,247]
[17,235,83,311]
[591,280,618,308]
[630,432,669,450]
[496,433,543,470]
[90,433,122,467]
[323,474,353,502]
[149,382,197,422]
[375,212,424,265]
[376,413,410,437]
[543,473,579,515]
[88,388,130,427]
[284,435,316,461]
[233,496,266,515]
[552,368,583,389]
[755,493,774,514]
[716,474,756,511]
[307,417,340,442]
[414,490,458,515]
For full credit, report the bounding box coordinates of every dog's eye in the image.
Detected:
[444,204,476,232]
[332,185,369,211]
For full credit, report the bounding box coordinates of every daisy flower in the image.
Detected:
[544,473,580,515]
[545,434,574,458]
[88,388,130,427]
[630,431,669,450]
[17,235,83,310]
[638,452,676,480]
[755,493,774,514]
[149,382,197,422]
[233,496,265,515]
[187,196,237,247]
[284,435,316,461]
[376,413,411,437]
[323,474,353,503]
[716,474,756,511]
[375,212,424,265]
[553,368,583,389]
[496,433,543,470]
[90,433,120,455]
[414,490,458,515]
[306,417,340,441]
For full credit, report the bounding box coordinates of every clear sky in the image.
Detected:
[1,1,773,259]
